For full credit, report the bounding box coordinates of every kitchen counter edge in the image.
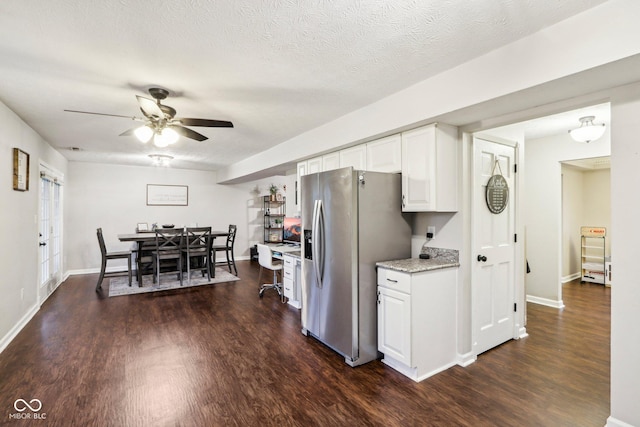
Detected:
[376,258,459,274]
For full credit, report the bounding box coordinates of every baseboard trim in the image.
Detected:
[526,295,565,309]
[561,272,581,283]
[0,303,39,354]
[457,352,476,367]
[606,416,636,427]
[517,326,529,339]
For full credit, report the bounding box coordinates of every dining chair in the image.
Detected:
[134,240,155,284]
[152,228,184,286]
[257,243,283,301]
[96,228,132,291]
[213,224,238,276]
[182,227,211,284]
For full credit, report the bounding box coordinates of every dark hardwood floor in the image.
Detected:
[0,263,610,426]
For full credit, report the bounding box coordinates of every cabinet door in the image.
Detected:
[401,125,436,211]
[307,157,322,174]
[378,286,412,366]
[366,134,401,173]
[340,145,367,170]
[296,162,307,208]
[322,152,340,171]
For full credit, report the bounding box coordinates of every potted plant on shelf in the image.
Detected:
[269,183,279,201]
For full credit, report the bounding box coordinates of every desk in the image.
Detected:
[119,230,229,283]
[265,244,302,308]
[265,243,301,260]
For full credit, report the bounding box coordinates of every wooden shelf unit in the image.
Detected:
[581,226,606,285]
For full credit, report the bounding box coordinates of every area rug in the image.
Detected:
[108,268,239,297]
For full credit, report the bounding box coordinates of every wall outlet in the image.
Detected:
[20,288,24,301]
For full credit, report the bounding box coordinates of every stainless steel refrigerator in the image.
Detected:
[301,167,411,366]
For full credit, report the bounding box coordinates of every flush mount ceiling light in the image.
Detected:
[569,116,606,143]
[148,154,174,166]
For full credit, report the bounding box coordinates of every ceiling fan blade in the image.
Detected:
[136,95,165,120]
[168,125,208,141]
[119,128,137,136]
[175,118,234,128]
[64,109,141,121]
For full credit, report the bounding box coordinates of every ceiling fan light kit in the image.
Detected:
[65,87,233,148]
[134,125,154,143]
[569,116,606,143]
[153,127,179,147]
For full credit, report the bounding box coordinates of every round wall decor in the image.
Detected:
[486,174,509,214]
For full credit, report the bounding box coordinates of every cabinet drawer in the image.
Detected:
[283,268,293,280]
[377,268,410,294]
[283,277,293,298]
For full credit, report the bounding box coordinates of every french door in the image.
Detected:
[38,166,63,303]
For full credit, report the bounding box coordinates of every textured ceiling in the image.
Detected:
[0,0,608,172]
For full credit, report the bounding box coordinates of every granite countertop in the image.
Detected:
[376,247,460,273]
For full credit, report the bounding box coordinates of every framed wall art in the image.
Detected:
[13,148,30,191]
[146,184,188,206]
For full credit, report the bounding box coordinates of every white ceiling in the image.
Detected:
[0,0,609,172]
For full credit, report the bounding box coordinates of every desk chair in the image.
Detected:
[182,227,211,284]
[152,228,184,286]
[96,228,132,291]
[213,224,237,276]
[257,243,283,301]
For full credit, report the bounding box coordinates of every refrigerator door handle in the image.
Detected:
[312,199,324,288]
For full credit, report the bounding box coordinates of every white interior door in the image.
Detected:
[472,136,516,355]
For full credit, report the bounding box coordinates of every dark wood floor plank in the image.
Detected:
[0,264,609,426]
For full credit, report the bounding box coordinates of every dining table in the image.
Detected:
[118,229,230,284]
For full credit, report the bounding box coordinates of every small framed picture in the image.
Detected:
[276,193,283,202]
[13,148,30,191]
[137,223,149,232]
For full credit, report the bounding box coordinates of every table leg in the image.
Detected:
[137,241,144,285]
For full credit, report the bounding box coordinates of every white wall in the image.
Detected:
[524,134,610,303]
[65,162,294,273]
[0,100,67,352]
[582,169,611,255]
[608,83,640,427]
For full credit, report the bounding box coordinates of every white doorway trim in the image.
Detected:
[470,133,527,358]
[37,162,65,305]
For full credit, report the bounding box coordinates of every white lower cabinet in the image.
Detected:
[377,266,457,382]
[283,254,302,308]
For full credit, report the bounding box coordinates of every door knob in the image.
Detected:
[39,242,47,246]
[477,255,487,262]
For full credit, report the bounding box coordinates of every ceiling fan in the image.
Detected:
[64,87,233,147]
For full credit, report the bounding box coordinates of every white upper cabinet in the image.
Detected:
[366,134,402,173]
[322,152,340,171]
[307,156,322,174]
[339,145,367,170]
[401,123,458,212]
